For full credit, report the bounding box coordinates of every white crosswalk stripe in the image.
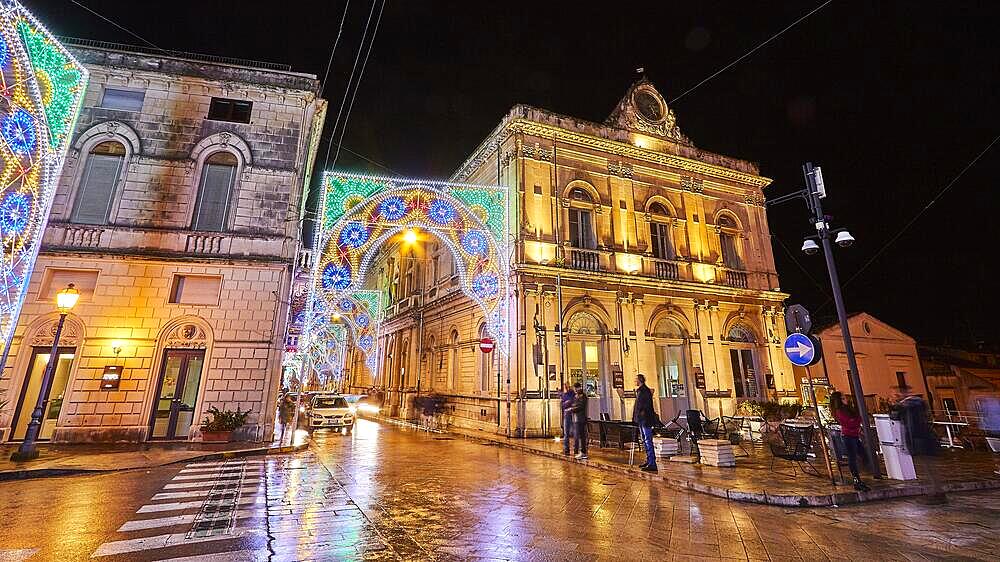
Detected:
[91,459,270,559]
[163,478,261,490]
[117,509,264,532]
[90,527,264,557]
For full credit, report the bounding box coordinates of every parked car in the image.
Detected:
[309,394,355,433]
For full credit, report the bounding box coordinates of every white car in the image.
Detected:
[309,395,355,433]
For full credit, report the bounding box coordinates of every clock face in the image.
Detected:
[634,90,664,123]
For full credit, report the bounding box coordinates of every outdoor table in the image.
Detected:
[932,420,969,448]
[733,415,767,442]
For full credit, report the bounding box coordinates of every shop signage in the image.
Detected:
[100,365,122,390]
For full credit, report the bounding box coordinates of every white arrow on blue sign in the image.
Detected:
[783,332,818,367]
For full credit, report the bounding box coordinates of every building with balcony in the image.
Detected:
[0,40,325,443]
[346,80,796,434]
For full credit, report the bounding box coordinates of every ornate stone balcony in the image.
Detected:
[42,221,294,262]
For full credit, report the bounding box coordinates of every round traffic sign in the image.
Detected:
[783,333,821,367]
[479,337,495,353]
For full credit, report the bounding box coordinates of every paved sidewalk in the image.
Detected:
[402,419,1000,507]
[0,439,307,481]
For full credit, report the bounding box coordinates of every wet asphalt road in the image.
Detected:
[0,418,999,561]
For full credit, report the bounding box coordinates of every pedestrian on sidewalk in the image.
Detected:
[278,393,296,443]
[561,382,576,455]
[830,391,870,492]
[633,374,658,472]
[570,383,589,459]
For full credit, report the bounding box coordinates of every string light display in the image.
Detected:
[0,3,86,354]
[304,173,510,375]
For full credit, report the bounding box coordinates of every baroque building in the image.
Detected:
[347,80,795,435]
[0,41,325,443]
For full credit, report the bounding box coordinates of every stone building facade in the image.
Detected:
[0,42,325,443]
[347,80,795,435]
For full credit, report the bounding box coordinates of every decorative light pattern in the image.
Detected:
[0,3,87,353]
[306,173,511,373]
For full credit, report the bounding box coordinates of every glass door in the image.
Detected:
[150,350,205,439]
[11,348,75,441]
[729,348,760,399]
[567,340,605,419]
[656,344,689,422]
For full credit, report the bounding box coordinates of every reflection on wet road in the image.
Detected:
[1,418,999,560]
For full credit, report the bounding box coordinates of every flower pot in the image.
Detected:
[201,430,233,443]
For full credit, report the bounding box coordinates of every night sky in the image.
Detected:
[33,1,1000,346]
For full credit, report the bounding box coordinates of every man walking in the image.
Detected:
[633,374,658,472]
[569,383,589,460]
[560,382,576,455]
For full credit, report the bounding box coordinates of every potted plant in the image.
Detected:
[200,406,250,442]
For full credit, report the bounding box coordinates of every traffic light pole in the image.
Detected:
[802,163,882,479]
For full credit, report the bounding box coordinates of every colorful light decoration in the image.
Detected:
[305,173,510,373]
[0,3,87,357]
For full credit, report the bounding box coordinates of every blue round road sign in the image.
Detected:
[783,333,818,367]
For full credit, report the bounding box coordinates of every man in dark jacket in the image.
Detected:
[569,383,589,459]
[560,382,576,455]
[632,374,658,472]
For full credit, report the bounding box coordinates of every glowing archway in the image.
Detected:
[306,173,510,376]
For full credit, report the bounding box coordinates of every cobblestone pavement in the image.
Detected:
[0,418,998,561]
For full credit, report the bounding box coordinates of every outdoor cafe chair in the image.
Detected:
[769,423,821,477]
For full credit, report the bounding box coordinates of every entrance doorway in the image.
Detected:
[150,349,205,439]
[655,344,689,421]
[727,324,761,401]
[565,311,609,418]
[10,347,75,441]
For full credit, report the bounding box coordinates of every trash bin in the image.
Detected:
[874,414,916,480]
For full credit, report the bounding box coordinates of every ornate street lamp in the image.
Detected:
[10,284,80,461]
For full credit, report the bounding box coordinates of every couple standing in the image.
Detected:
[561,374,659,472]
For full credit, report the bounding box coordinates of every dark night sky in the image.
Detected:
[32,1,1000,346]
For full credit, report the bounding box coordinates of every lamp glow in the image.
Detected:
[403,229,418,244]
[56,283,80,313]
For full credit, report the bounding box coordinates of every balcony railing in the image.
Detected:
[653,260,679,280]
[570,250,601,272]
[723,269,748,288]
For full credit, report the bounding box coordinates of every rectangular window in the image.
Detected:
[39,269,99,302]
[533,185,542,195]
[207,97,253,123]
[721,233,742,269]
[895,371,908,389]
[169,275,223,305]
[72,153,124,224]
[192,163,236,231]
[942,398,958,417]
[650,223,674,259]
[100,88,145,112]
[569,209,595,249]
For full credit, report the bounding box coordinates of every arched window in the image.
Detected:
[72,141,126,225]
[449,329,460,390]
[653,317,685,339]
[728,324,756,343]
[648,202,675,260]
[718,214,742,269]
[567,311,603,335]
[192,151,238,232]
[567,188,595,249]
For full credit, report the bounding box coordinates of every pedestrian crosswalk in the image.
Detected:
[90,459,271,561]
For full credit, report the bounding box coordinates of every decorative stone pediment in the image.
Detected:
[164,322,208,349]
[605,78,688,143]
[30,318,84,347]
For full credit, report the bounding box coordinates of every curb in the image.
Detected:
[0,442,308,483]
[392,421,1000,507]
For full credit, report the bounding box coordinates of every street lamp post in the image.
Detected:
[769,163,882,479]
[10,283,80,462]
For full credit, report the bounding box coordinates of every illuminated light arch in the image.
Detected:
[307,173,509,376]
[0,3,87,356]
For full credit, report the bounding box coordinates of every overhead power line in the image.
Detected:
[69,0,163,50]
[669,0,833,105]
[318,0,352,95]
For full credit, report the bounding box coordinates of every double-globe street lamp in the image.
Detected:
[10,283,80,462]
[769,163,882,480]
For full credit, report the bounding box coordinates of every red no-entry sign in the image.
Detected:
[479,337,495,353]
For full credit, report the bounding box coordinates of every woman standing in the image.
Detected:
[830,391,871,492]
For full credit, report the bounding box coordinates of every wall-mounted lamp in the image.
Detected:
[111,340,123,358]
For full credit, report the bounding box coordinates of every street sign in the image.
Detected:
[783,333,821,367]
[785,304,812,335]
[479,337,495,353]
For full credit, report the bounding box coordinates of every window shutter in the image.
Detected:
[580,211,594,249]
[568,209,580,247]
[193,163,235,231]
[721,233,741,269]
[169,275,222,305]
[73,154,123,225]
